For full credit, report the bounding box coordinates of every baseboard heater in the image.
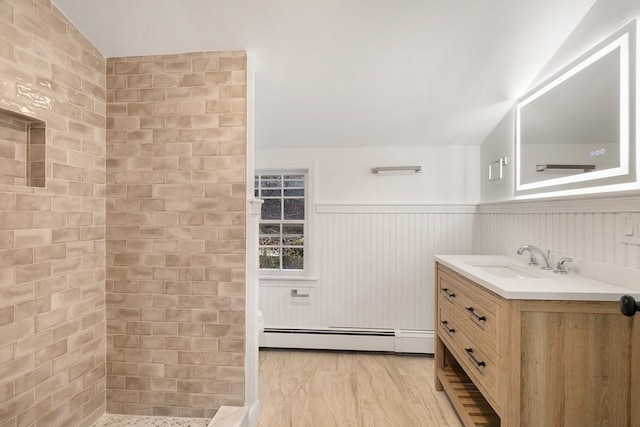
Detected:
[260,327,434,354]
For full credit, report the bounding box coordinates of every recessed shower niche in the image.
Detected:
[0,108,46,188]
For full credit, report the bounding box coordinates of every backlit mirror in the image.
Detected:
[515,21,637,196]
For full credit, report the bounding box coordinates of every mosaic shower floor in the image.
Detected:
[91,414,210,427]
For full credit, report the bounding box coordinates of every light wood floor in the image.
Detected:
[257,349,462,427]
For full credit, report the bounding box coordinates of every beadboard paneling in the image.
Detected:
[475,211,640,269]
[260,197,640,338]
[259,208,476,331]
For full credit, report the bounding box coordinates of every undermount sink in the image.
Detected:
[468,263,542,279]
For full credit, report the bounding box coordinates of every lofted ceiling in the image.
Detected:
[52,0,595,149]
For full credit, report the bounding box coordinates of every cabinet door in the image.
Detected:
[520,302,635,426]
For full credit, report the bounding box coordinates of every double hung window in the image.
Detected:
[254,172,306,273]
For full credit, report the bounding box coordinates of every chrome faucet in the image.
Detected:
[516,245,552,270]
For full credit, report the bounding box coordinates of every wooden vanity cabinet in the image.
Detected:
[435,263,639,427]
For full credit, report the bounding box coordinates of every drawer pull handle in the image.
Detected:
[465,306,486,322]
[465,347,486,372]
[441,288,456,299]
[441,320,455,334]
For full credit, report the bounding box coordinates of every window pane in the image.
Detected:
[260,224,280,234]
[283,198,304,220]
[262,199,281,220]
[261,176,282,188]
[282,224,303,234]
[284,189,304,197]
[261,189,281,197]
[283,224,303,246]
[283,178,304,188]
[283,248,303,269]
[259,248,280,269]
[259,236,280,246]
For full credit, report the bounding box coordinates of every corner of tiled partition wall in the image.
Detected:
[105,51,247,418]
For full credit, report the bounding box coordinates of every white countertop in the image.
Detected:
[434,255,639,301]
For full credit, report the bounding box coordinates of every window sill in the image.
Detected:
[259,275,318,287]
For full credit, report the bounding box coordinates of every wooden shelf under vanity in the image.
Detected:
[436,367,499,427]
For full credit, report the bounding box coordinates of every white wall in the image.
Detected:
[256,146,479,342]
[257,146,480,205]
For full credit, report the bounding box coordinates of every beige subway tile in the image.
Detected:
[13,194,49,211]
[139,61,165,74]
[34,243,66,262]
[165,87,192,100]
[127,130,154,145]
[0,389,35,423]
[192,143,218,156]
[219,113,245,127]
[164,60,190,73]
[151,350,178,365]
[14,228,52,248]
[178,267,205,281]
[152,74,178,88]
[164,337,190,351]
[125,377,150,390]
[0,305,13,328]
[140,116,165,129]
[203,324,231,339]
[190,366,216,381]
[152,322,178,336]
[219,85,245,99]
[204,72,231,85]
[124,349,152,364]
[16,262,51,283]
[15,296,51,320]
[177,323,203,337]
[35,275,67,298]
[165,115,192,129]
[178,73,205,87]
[149,378,176,392]
[127,75,152,88]
[35,306,67,331]
[35,339,67,366]
[139,88,165,102]
[205,100,232,113]
[139,336,164,349]
[115,61,139,75]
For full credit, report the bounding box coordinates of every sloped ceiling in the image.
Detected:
[52,0,595,149]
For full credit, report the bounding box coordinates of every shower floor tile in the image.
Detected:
[91,414,210,427]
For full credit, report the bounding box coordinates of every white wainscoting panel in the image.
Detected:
[259,206,476,336]
[259,196,640,352]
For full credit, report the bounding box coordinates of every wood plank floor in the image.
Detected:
[257,350,463,427]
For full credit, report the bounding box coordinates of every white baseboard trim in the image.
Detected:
[394,329,434,354]
[259,328,434,354]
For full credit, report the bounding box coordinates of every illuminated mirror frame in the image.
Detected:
[515,20,637,197]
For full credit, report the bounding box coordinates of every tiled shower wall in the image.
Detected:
[0,1,107,426]
[105,52,247,417]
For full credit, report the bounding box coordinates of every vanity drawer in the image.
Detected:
[438,306,499,403]
[437,266,500,351]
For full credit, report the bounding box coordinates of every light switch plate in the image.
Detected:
[622,213,640,245]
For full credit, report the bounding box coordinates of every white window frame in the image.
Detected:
[255,161,317,285]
